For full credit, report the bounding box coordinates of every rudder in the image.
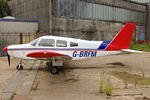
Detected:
[105,22,136,51]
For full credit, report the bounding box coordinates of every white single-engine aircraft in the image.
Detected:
[3,22,143,74]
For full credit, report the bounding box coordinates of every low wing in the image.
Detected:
[121,49,145,53]
[26,51,72,60]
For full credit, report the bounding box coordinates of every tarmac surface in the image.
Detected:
[0,52,150,100]
[0,58,40,100]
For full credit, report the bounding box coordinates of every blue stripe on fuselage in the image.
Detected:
[98,40,111,50]
[8,48,103,51]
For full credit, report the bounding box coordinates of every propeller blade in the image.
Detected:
[7,53,10,66]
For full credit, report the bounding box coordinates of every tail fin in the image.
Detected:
[105,22,136,51]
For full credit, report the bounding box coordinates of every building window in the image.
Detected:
[57,0,145,24]
[58,0,78,17]
[57,40,67,47]
[70,42,78,47]
[38,39,55,47]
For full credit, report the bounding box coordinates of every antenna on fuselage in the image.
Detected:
[79,32,88,39]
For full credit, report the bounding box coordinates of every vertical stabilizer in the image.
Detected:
[105,23,136,51]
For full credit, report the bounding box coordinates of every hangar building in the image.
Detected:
[8,0,150,41]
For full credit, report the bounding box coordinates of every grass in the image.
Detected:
[99,75,113,96]
[104,82,113,96]
[99,76,104,93]
[143,79,150,85]
[130,43,150,52]
[109,71,150,86]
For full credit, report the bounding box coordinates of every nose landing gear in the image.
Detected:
[16,64,23,70]
[16,60,23,70]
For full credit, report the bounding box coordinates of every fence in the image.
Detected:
[0,32,36,57]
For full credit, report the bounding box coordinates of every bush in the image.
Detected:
[130,43,150,52]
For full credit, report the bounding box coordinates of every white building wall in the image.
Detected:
[0,19,38,33]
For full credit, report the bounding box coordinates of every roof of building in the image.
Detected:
[0,18,39,23]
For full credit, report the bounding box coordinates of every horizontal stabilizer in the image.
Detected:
[121,49,145,53]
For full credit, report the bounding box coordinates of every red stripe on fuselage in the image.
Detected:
[26,51,64,58]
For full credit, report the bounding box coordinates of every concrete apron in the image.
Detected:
[0,60,40,100]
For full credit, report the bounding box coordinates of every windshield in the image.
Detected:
[30,38,39,46]
[38,39,55,47]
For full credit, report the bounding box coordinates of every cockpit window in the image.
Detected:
[38,39,55,47]
[30,38,39,46]
[56,40,67,47]
[70,42,78,47]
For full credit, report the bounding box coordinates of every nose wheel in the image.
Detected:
[16,60,23,70]
[16,64,23,70]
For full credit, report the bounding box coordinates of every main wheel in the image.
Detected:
[50,67,59,74]
[16,64,23,70]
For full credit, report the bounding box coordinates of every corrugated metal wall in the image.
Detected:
[58,0,145,24]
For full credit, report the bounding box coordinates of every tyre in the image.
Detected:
[50,67,59,74]
[16,64,23,70]
[20,65,23,70]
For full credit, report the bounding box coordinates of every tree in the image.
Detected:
[0,0,12,18]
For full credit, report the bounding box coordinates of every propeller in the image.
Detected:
[7,53,10,66]
[3,47,10,66]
